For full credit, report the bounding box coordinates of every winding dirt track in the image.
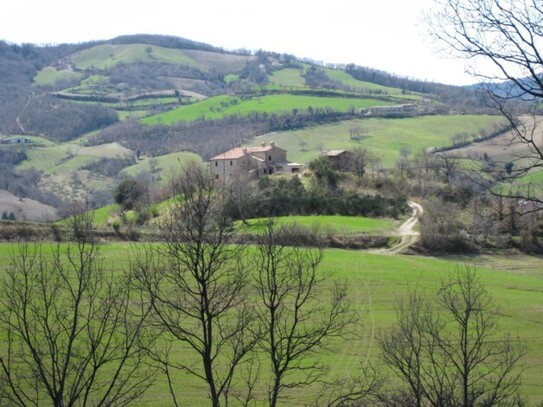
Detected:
[372,201,423,255]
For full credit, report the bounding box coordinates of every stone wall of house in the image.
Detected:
[210,158,241,179]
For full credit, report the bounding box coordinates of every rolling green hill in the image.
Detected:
[249,114,508,166]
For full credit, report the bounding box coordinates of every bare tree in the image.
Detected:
[429,0,543,210]
[224,172,259,226]
[349,124,366,140]
[132,162,259,407]
[435,152,461,183]
[0,212,155,407]
[379,266,525,407]
[395,156,412,182]
[349,147,370,180]
[253,221,364,407]
[420,197,466,252]
[367,152,383,181]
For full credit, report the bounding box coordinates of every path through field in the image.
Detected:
[371,201,423,254]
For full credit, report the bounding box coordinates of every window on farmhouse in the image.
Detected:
[268,155,272,161]
[215,161,218,167]
[230,161,233,166]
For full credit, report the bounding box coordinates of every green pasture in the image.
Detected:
[17,142,133,174]
[120,151,202,184]
[520,169,543,184]
[129,97,179,107]
[182,49,255,73]
[237,215,398,235]
[323,68,406,96]
[268,68,307,88]
[80,75,110,86]
[142,94,391,125]
[224,74,239,83]
[33,67,84,87]
[265,66,416,99]
[71,43,199,70]
[0,242,540,405]
[249,115,508,166]
[117,110,149,120]
[17,143,78,173]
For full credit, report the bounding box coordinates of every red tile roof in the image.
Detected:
[210,145,276,160]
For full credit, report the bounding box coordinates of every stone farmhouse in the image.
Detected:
[209,142,302,180]
[324,149,352,171]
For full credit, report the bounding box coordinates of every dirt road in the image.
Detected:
[372,201,423,255]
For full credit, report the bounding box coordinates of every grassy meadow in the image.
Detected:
[142,94,392,125]
[17,142,133,174]
[33,67,85,86]
[323,68,409,96]
[121,151,202,182]
[71,43,199,70]
[0,242,540,405]
[249,114,508,166]
[267,68,307,88]
[265,66,416,99]
[237,215,398,235]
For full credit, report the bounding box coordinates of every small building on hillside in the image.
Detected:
[324,149,352,171]
[360,104,417,117]
[0,137,30,144]
[209,142,302,180]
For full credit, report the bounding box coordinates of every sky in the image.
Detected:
[1,0,476,86]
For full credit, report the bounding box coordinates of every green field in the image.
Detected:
[266,66,417,99]
[0,242,540,405]
[18,142,133,174]
[142,94,391,125]
[237,215,398,235]
[323,68,407,96]
[521,169,543,184]
[120,151,202,183]
[249,115,508,166]
[33,67,85,87]
[268,68,307,88]
[71,43,199,70]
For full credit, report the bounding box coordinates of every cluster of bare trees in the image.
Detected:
[0,212,156,406]
[428,0,543,212]
[379,266,525,407]
[129,163,375,406]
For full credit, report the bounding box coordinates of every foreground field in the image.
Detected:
[0,243,541,405]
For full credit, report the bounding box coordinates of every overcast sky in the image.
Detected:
[1,0,476,86]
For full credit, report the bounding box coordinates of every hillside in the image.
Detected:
[0,34,511,211]
[0,190,58,222]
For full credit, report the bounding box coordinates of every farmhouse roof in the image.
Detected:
[325,149,347,157]
[210,144,285,161]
